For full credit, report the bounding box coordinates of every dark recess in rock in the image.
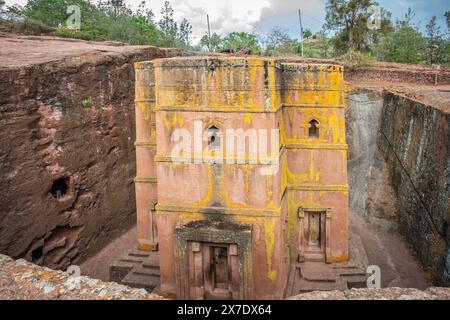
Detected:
[50,177,69,199]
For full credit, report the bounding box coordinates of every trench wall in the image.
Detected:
[346,88,450,286]
[0,45,190,270]
[377,92,449,285]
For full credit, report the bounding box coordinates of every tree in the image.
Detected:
[425,16,443,65]
[178,18,192,47]
[200,32,222,52]
[373,8,425,64]
[220,32,261,54]
[302,29,313,39]
[367,7,393,46]
[265,27,297,56]
[266,28,291,49]
[158,1,178,46]
[24,0,77,26]
[0,0,24,20]
[445,11,450,32]
[315,32,335,58]
[325,0,376,51]
[110,0,129,17]
[0,0,10,20]
[136,1,154,23]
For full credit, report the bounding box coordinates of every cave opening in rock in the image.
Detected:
[31,246,43,262]
[50,177,69,199]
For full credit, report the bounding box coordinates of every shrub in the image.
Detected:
[340,50,375,70]
[2,17,54,35]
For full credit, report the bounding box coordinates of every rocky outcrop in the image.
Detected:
[0,254,447,300]
[0,36,192,270]
[288,287,450,300]
[0,254,163,300]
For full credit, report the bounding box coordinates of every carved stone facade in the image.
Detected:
[134,57,349,299]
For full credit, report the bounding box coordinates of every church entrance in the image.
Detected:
[187,242,239,300]
[204,244,231,300]
[174,220,252,299]
[298,209,331,262]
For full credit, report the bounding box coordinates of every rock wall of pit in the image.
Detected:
[0,45,190,270]
[377,92,449,286]
[346,89,450,286]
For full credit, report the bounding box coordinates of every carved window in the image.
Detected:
[208,126,220,150]
[308,119,319,139]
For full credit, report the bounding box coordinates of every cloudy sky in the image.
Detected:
[4,0,449,43]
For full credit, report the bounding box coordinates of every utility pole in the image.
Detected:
[207,14,212,52]
[298,9,304,57]
[207,14,211,38]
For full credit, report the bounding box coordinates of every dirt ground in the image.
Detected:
[350,212,429,289]
[81,212,429,290]
[80,227,137,281]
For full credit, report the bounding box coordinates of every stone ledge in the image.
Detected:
[287,287,450,300]
[0,254,164,300]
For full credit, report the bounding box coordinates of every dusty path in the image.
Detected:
[350,212,429,289]
[80,227,137,281]
[81,214,429,289]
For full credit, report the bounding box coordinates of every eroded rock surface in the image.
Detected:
[346,84,450,287]
[376,91,450,286]
[288,287,450,300]
[1,254,448,300]
[0,35,191,270]
[0,254,164,300]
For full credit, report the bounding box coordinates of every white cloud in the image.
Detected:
[150,0,271,41]
[260,0,325,20]
[5,0,271,41]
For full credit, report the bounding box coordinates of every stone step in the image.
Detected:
[299,262,338,282]
[110,250,161,290]
[132,264,161,277]
[111,258,142,267]
[122,272,160,290]
[128,250,152,260]
[109,259,142,283]
[332,262,360,269]
[334,267,367,277]
[342,275,368,289]
[293,278,344,294]
[142,254,160,268]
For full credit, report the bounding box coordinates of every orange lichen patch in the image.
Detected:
[153,57,283,113]
[264,218,277,281]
